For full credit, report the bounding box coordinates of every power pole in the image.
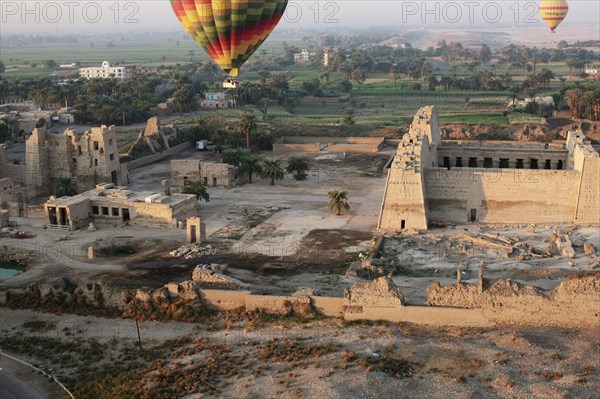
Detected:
[132,304,143,351]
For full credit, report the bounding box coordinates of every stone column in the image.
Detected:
[478,261,485,293]
[162,179,171,196]
[186,217,205,244]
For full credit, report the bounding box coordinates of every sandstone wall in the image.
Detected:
[1,277,596,328]
[575,155,600,223]
[272,143,321,154]
[377,136,431,232]
[427,274,600,328]
[425,168,580,224]
[125,141,193,171]
[344,306,492,327]
[171,160,237,188]
[437,146,568,169]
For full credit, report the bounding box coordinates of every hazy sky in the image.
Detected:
[1,0,598,34]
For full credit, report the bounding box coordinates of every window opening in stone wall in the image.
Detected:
[516,159,524,169]
[443,157,450,169]
[530,159,538,169]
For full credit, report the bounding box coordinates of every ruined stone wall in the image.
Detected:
[311,296,344,317]
[171,160,237,188]
[425,168,580,224]
[1,273,596,328]
[124,141,193,171]
[25,128,50,195]
[21,126,127,197]
[171,159,201,186]
[200,289,250,310]
[272,143,321,154]
[46,133,74,181]
[72,126,124,190]
[328,143,381,153]
[0,147,26,184]
[0,178,27,217]
[427,274,600,328]
[328,137,384,153]
[344,305,492,327]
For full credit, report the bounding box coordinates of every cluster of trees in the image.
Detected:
[564,84,600,120]
[221,149,311,184]
[0,62,221,125]
[227,70,295,110]
[190,112,273,151]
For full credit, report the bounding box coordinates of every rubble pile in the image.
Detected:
[584,242,597,256]
[551,232,576,259]
[192,264,251,289]
[345,259,389,278]
[292,287,320,297]
[345,277,405,308]
[552,273,600,297]
[169,244,217,259]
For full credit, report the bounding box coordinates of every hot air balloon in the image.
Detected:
[170,0,288,87]
[539,0,569,33]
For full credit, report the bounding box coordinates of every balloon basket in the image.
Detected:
[223,77,239,89]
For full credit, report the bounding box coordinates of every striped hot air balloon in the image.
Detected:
[539,0,569,33]
[170,0,288,77]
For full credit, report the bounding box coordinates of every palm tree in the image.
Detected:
[327,189,350,216]
[168,72,187,90]
[0,116,19,141]
[286,156,310,181]
[222,148,250,166]
[260,158,284,186]
[565,88,584,118]
[55,177,78,197]
[182,179,210,203]
[239,155,262,184]
[237,113,257,149]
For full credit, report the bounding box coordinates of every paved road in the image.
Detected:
[0,368,47,399]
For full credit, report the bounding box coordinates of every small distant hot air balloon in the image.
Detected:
[539,0,569,33]
[170,0,288,87]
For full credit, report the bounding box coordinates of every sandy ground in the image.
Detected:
[1,148,599,398]
[0,308,598,399]
[2,149,598,302]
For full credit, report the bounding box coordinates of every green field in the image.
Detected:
[0,36,305,79]
[2,34,591,137]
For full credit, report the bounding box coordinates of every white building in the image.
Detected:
[585,65,599,75]
[59,63,78,69]
[79,61,127,80]
[294,49,313,65]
